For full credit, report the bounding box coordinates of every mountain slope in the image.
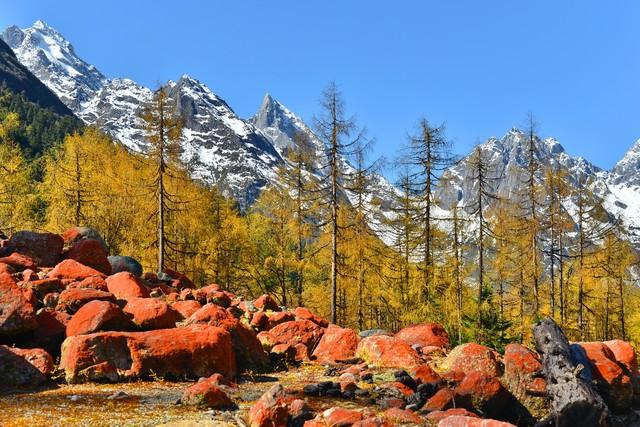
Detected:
[2,21,282,205]
[0,37,72,116]
[2,20,106,116]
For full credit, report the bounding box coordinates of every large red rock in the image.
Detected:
[186,304,268,371]
[253,294,281,311]
[503,343,547,420]
[424,388,473,412]
[440,343,503,377]
[162,268,195,290]
[248,384,290,427]
[123,298,177,330]
[266,311,295,329]
[312,325,359,363]
[0,272,37,336]
[22,278,64,299]
[320,407,364,426]
[60,324,236,383]
[258,320,324,352]
[456,371,511,418]
[105,272,150,299]
[293,306,329,327]
[49,259,106,280]
[32,308,72,355]
[425,409,479,424]
[579,341,633,412]
[185,303,234,325]
[0,345,47,388]
[181,378,235,409]
[437,416,516,426]
[61,227,108,253]
[69,276,109,291]
[395,322,450,349]
[356,335,421,368]
[604,339,638,379]
[4,346,54,376]
[66,300,134,336]
[171,300,202,320]
[64,238,112,275]
[4,231,63,267]
[383,407,423,425]
[411,363,443,386]
[0,252,36,271]
[57,288,116,313]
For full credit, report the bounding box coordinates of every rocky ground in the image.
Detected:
[1,228,640,426]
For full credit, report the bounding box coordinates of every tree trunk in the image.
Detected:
[533,317,609,427]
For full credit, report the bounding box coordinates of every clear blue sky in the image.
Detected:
[2,1,639,173]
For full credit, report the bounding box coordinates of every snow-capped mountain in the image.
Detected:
[435,128,640,248]
[1,20,283,205]
[4,20,640,248]
[1,20,106,116]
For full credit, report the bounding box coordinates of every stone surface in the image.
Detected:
[579,341,633,412]
[4,231,63,267]
[66,300,134,336]
[312,325,359,363]
[181,379,235,409]
[437,415,517,427]
[456,371,511,418]
[248,384,289,427]
[60,324,236,382]
[171,300,202,321]
[49,259,106,280]
[0,252,36,271]
[105,272,150,299]
[259,320,324,352]
[108,255,143,277]
[4,346,54,376]
[123,297,177,330]
[56,288,116,313]
[439,343,503,377]
[503,343,547,420]
[0,272,37,336]
[395,322,450,349]
[0,345,47,388]
[64,238,112,275]
[356,335,421,368]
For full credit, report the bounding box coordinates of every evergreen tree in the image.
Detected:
[140,87,184,273]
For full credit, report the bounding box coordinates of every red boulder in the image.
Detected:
[579,342,633,412]
[123,297,177,330]
[503,343,547,420]
[440,343,503,377]
[356,335,421,368]
[49,259,106,280]
[456,371,511,418]
[171,300,202,321]
[60,324,236,383]
[66,300,134,336]
[64,238,112,275]
[0,252,36,271]
[395,322,450,349]
[56,288,116,313]
[105,272,150,299]
[181,378,235,409]
[254,294,280,312]
[4,346,54,376]
[312,325,359,363]
[0,272,37,336]
[259,320,324,352]
[248,384,290,427]
[4,231,63,267]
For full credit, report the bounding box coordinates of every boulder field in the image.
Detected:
[1,228,639,426]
